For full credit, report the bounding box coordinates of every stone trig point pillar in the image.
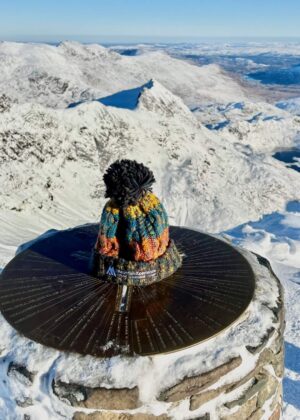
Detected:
[0,160,284,420]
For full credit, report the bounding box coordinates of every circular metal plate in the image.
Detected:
[0,225,255,357]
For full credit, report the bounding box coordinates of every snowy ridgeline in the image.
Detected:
[0,41,299,420]
[0,41,252,108]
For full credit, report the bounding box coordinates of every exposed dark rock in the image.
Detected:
[52,380,87,405]
[16,397,33,408]
[246,327,275,354]
[0,94,15,113]
[7,362,35,385]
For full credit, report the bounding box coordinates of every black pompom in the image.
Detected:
[103,159,156,206]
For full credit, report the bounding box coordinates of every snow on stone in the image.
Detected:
[225,202,300,419]
[0,239,282,419]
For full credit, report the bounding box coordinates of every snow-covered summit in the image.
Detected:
[70,78,193,119]
[0,79,299,241]
[58,40,119,60]
[136,79,193,118]
[0,41,254,108]
[68,80,155,110]
[70,78,192,118]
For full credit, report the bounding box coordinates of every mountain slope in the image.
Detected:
[193,100,300,152]
[0,41,252,108]
[0,80,299,255]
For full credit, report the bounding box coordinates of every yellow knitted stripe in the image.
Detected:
[123,192,160,219]
[105,200,120,215]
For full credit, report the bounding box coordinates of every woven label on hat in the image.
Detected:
[106,265,117,276]
[116,269,157,280]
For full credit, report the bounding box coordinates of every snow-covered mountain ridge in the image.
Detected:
[0,41,254,108]
[0,78,299,241]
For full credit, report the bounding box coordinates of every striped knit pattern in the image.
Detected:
[96,192,169,262]
[93,240,182,285]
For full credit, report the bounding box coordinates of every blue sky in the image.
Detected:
[0,0,300,42]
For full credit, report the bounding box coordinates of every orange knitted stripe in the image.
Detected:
[129,227,169,262]
[97,235,119,257]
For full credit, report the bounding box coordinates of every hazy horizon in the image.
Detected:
[1,0,300,42]
[2,35,300,45]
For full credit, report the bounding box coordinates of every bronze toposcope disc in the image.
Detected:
[0,226,255,357]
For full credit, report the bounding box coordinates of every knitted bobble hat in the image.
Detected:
[93,159,182,285]
[95,159,169,262]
